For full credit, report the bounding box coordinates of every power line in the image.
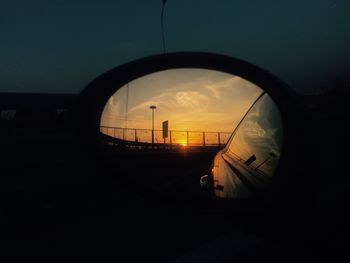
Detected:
[161,0,167,53]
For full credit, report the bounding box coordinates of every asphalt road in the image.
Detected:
[102,145,219,198]
[0,134,240,262]
[0,133,341,262]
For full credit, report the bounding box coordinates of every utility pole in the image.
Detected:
[150,105,157,144]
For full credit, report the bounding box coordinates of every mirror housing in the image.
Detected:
[74,52,316,216]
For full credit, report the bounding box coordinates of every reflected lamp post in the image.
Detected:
[150,105,157,144]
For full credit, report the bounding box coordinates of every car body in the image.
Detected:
[201,92,283,199]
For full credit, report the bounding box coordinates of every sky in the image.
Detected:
[100,69,263,141]
[1,0,350,95]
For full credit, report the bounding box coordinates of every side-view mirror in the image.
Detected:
[199,175,209,190]
[75,52,313,215]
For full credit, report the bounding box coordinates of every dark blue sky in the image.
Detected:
[1,0,349,94]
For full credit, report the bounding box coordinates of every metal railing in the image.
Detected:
[100,126,232,147]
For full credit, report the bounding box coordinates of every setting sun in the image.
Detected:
[100,68,263,146]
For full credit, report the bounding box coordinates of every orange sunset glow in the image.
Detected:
[100,69,263,145]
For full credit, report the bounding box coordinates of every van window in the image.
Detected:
[226,94,283,176]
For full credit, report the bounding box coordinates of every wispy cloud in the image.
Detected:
[101,69,262,132]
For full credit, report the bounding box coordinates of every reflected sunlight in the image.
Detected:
[98,68,283,201]
[100,69,263,146]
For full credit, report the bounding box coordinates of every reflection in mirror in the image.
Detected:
[99,69,283,200]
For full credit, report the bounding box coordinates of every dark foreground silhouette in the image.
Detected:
[0,92,349,262]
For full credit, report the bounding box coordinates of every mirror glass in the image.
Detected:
[99,69,283,200]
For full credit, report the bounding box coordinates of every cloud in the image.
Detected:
[101,69,263,131]
[204,76,262,100]
[128,89,209,114]
[174,91,209,108]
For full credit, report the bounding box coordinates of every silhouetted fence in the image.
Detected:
[100,126,231,147]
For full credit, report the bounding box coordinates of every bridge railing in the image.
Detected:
[100,126,232,147]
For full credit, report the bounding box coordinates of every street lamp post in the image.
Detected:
[150,105,157,144]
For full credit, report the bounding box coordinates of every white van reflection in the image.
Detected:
[201,93,283,199]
